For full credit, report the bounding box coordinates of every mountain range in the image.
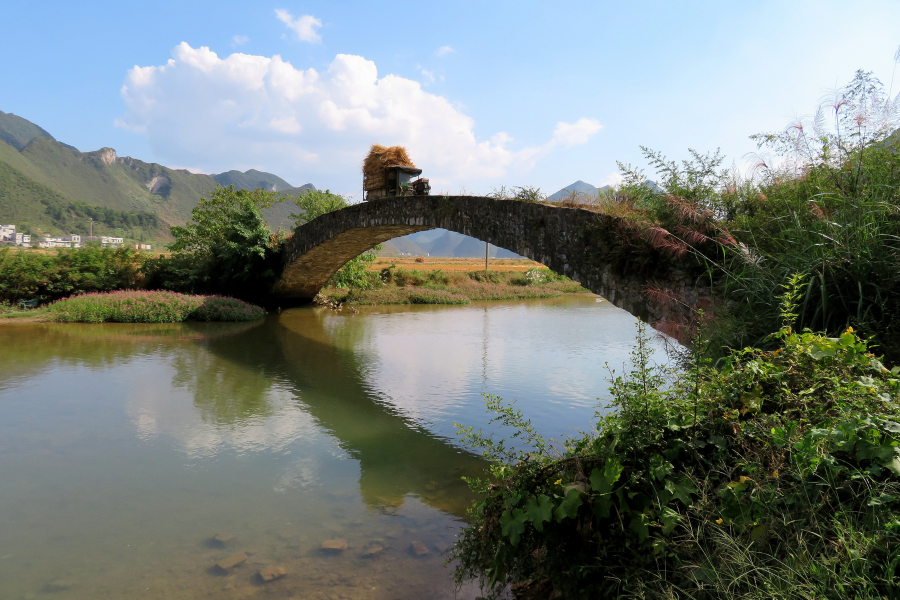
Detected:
[380,229,522,258]
[0,110,625,258]
[0,110,314,241]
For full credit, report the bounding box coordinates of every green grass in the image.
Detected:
[47,290,265,323]
[319,267,588,305]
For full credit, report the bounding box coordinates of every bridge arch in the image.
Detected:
[276,196,714,339]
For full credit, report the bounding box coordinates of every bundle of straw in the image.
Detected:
[362,144,416,190]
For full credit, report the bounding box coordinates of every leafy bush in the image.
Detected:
[291,189,348,225]
[0,247,141,302]
[48,290,265,323]
[144,186,284,299]
[453,278,900,599]
[328,246,383,290]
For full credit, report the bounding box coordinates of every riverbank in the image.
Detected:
[318,264,591,306]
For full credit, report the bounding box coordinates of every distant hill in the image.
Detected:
[0,110,78,152]
[212,169,294,192]
[381,228,521,258]
[0,111,313,241]
[548,179,662,202]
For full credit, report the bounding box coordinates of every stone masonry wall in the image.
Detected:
[278,196,717,341]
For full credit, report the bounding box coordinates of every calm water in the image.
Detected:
[0,296,668,599]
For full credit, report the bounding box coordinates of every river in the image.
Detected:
[0,295,668,599]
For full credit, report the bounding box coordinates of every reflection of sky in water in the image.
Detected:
[0,300,672,599]
[320,296,670,444]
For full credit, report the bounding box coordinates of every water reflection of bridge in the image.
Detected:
[0,319,486,518]
[198,313,487,517]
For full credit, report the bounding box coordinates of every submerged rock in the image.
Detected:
[362,544,384,557]
[410,541,429,556]
[215,552,248,571]
[321,539,349,553]
[258,565,287,582]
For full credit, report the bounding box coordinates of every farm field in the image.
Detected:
[368,256,545,272]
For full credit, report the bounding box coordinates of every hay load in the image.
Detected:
[362,144,429,199]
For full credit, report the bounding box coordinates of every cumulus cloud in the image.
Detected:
[275,10,322,43]
[231,35,249,47]
[599,172,624,188]
[552,118,602,147]
[117,43,601,188]
[435,45,455,57]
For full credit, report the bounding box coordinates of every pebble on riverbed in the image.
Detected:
[215,552,248,571]
[321,539,349,553]
[258,565,288,582]
[362,544,384,557]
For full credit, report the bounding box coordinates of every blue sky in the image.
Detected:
[1,0,899,198]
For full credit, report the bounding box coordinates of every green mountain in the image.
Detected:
[0,112,314,242]
[0,110,77,152]
[0,159,160,239]
[212,169,294,192]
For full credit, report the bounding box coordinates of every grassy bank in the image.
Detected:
[318,266,589,306]
[47,290,265,323]
[453,279,900,599]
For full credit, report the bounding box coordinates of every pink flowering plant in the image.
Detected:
[48,290,265,323]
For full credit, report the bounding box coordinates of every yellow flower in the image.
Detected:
[869,388,876,394]
[773,470,779,479]
[716,518,723,524]
[845,326,854,334]
[554,479,562,485]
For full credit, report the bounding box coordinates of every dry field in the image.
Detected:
[369,257,545,272]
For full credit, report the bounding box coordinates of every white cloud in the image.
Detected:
[232,35,249,47]
[418,66,435,84]
[435,46,455,57]
[275,10,322,43]
[552,118,602,147]
[599,172,623,188]
[117,43,600,188]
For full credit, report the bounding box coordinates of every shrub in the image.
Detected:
[453,277,900,599]
[0,247,141,302]
[599,70,900,362]
[151,186,285,300]
[48,290,265,323]
[327,246,383,290]
[407,288,470,304]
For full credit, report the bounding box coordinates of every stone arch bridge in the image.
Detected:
[276,196,715,341]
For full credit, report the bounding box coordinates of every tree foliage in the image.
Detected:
[145,186,284,299]
[0,246,141,302]
[290,189,348,226]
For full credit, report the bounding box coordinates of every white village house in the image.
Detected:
[0,225,31,246]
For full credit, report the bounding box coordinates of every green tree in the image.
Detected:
[146,186,284,299]
[291,189,348,226]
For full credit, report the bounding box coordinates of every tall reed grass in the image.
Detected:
[48,290,265,323]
